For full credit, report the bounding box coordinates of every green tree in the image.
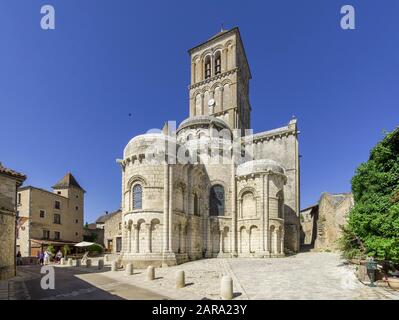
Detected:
[341,128,399,262]
[63,244,71,258]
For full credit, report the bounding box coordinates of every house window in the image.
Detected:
[118,222,122,230]
[43,230,50,239]
[75,206,78,211]
[132,184,142,209]
[116,237,122,253]
[57,191,61,195]
[17,193,21,205]
[55,201,61,209]
[194,194,199,216]
[40,210,45,218]
[215,51,221,75]
[209,185,225,216]
[204,56,211,79]
[54,213,61,224]
[75,219,78,224]
[75,232,78,236]
[54,231,60,240]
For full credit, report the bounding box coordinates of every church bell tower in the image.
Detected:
[188,27,252,132]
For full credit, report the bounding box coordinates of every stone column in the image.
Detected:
[220,86,224,111]
[128,226,132,253]
[163,163,169,252]
[200,93,205,115]
[261,174,265,252]
[135,225,140,253]
[223,48,228,72]
[266,173,270,253]
[191,62,196,84]
[219,230,223,254]
[231,156,237,256]
[168,165,173,252]
[146,223,152,253]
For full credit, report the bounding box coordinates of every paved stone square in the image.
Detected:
[1,252,398,300]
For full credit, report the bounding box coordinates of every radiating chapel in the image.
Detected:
[117,27,300,266]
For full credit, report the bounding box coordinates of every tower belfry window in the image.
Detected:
[215,52,221,75]
[205,56,211,79]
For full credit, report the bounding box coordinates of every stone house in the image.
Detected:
[300,192,354,251]
[95,209,122,253]
[16,173,85,256]
[0,163,26,280]
[117,27,301,267]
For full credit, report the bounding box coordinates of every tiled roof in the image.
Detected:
[52,172,85,192]
[0,163,26,181]
[95,209,122,223]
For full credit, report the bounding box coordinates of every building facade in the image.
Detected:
[16,173,85,256]
[300,192,354,251]
[0,163,26,280]
[95,209,122,253]
[118,28,301,267]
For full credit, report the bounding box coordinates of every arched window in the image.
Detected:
[132,184,142,209]
[204,56,211,79]
[194,194,199,216]
[209,185,225,216]
[215,51,221,75]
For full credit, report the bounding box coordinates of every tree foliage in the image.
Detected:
[341,128,399,262]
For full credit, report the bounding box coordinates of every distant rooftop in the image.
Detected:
[95,209,122,224]
[52,172,85,192]
[0,162,26,182]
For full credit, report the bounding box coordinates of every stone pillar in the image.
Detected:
[219,230,223,254]
[220,86,224,111]
[265,173,270,253]
[176,270,185,288]
[86,259,91,268]
[261,174,265,252]
[125,263,133,275]
[75,259,81,267]
[231,157,237,255]
[221,275,233,300]
[223,48,228,72]
[68,258,73,266]
[111,261,117,272]
[128,226,132,253]
[200,93,205,115]
[163,163,169,253]
[146,223,152,253]
[168,165,173,252]
[60,258,65,265]
[191,62,195,84]
[98,259,104,270]
[147,266,155,280]
[135,225,140,253]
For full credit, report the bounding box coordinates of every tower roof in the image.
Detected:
[52,172,85,192]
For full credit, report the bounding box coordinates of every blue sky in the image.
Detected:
[1,0,398,223]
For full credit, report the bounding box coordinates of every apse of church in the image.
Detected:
[117,28,300,267]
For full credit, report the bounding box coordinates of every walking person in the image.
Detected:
[16,251,22,266]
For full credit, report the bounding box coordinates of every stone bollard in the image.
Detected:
[68,258,73,266]
[86,259,92,268]
[176,270,185,288]
[125,263,133,275]
[111,261,118,272]
[98,259,104,270]
[60,258,65,265]
[104,255,108,262]
[221,275,233,300]
[147,266,155,280]
[76,259,81,267]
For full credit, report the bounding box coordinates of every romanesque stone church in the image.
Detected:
[117,27,300,267]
